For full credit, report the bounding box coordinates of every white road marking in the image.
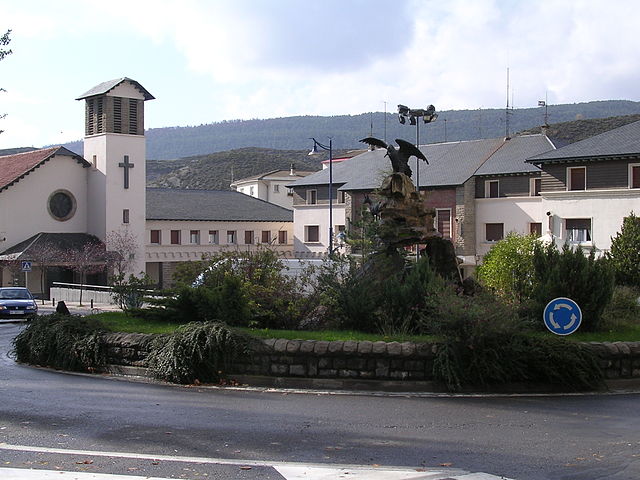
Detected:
[0,443,513,480]
[0,467,171,480]
[274,465,450,479]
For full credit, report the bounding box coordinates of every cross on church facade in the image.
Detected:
[118,155,134,189]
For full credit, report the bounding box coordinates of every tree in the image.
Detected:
[0,29,12,135]
[64,242,107,305]
[608,212,640,287]
[476,232,537,302]
[528,242,614,332]
[105,228,139,280]
[28,241,64,298]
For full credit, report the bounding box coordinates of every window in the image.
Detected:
[261,230,271,244]
[129,99,138,135]
[629,164,640,189]
[436,209,452,238]
[48,190,77,222]
[208,230,219,244]
[568,167,586,191]
[244,230,254,245]
[227,230,236,244]
[485,223,504,242]
[566,218,591,243]
[337,191,346,204]
[249,186,255,196]
[485,180,499,198]
[287,187,294,197]
[92,155,97,170]
[122,209,130,224]
[305,225,320,243]
[273,184,280,193]
[190,230,200,244]
[307,190,317,205]
[278,230,288,244]
[170,230,181,245]
[150,230,161,244]
[529,223,542,236]
[530,177,542,196]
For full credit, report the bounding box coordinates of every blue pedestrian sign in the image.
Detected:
[21,261,32,272]
[543,297,582,335]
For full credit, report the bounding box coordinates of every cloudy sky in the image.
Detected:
[1,0,639,148]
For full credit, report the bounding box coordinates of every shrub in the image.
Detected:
[476,232,537,302]
[608,212,640,287]
[111,274,155,312]
[146,321,252,384]
[429,293,603,391]
[169,249,312,329]
[11,314,107,372]
[602,285,640,328]
[525,243,614,332]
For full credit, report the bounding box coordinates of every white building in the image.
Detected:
[230,167,315,209]
[0,78,294,294]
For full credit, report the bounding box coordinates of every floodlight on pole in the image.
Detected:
[308,137,334,255]
[397,104,438,257]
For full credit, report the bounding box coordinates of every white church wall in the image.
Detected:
[0,155,88,251]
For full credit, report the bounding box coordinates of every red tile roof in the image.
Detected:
[0,146,88,192]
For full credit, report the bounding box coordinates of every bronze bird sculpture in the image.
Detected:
[359,137,428,178]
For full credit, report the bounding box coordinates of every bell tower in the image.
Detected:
[77,78,154,276]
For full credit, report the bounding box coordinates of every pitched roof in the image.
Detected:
[0,146,89,192]
[291,135,553,191]
[76,77,155,101]
[0,233,103,261]
[146,188,293,222]
[474,134,554,175]
[527,120,640,164]
[230,169,316,186]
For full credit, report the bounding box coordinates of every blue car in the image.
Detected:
[0,287,38,319]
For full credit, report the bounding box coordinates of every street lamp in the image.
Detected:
[397,104,437,192]
[308,137,334,255]
[398,104,437,259]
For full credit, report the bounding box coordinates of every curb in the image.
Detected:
[101,365,640,396]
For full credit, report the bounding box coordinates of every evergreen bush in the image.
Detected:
[608,212,640,287]
[11,314,107,372]
[146,321,251,384]
[525,243,614,332]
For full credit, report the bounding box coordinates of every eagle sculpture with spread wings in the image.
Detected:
[359,137,428,178]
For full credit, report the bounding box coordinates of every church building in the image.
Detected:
[0,78,294,295]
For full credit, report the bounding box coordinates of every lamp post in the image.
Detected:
[397,104,437,191]
[398,104,437,258]
[308,137,334,255]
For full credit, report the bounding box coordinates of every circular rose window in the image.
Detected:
[48,190,77,221]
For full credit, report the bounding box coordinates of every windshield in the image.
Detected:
[0,289,32,300]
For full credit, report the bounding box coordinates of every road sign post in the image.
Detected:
[543,297,582,335]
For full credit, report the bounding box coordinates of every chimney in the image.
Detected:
[290,163,296,176]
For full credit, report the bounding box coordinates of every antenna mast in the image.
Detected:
[505,67,513,138]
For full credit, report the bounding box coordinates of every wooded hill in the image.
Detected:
[147,113,640,191]
[60,100,640,160]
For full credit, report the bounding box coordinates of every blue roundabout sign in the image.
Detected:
[543,297,582,335]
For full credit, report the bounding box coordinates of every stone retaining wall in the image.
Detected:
[103,333,640,383]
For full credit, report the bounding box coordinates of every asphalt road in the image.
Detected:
[1,322,639,480]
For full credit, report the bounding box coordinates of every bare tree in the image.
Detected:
[0,30,12,134]
[64,242,107,305]
[28,241,63,299]
[105,228,139,281]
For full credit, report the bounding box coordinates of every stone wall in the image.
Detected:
[103,333,640,385]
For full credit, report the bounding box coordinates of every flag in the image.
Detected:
[538,100,546,107]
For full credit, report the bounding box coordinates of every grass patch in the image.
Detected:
[548,324,640,343]
[86,312,639,342]
[88,312,182,334]
[237,327,438,343]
